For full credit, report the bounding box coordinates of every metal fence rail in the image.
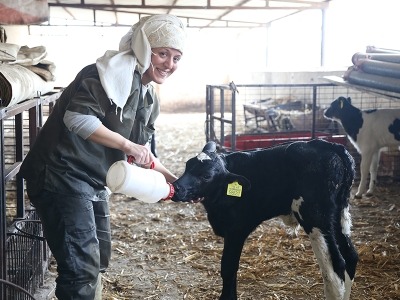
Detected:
[0,278,36,300]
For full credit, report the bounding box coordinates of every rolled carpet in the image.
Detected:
[344,66,400,94]
[366,46,400,54]
[354,59,400,79]
[352,52,400,65]
[0,63,54,107]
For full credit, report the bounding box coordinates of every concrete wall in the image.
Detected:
[0,25,351,112]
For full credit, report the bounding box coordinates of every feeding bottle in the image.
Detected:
[106,160,174,203]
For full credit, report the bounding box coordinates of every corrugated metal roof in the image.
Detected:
[46,0,331,27]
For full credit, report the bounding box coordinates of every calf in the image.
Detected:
[324,96,400,198]
[172,139,358,300]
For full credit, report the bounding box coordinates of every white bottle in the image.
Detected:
[106,160,174,203]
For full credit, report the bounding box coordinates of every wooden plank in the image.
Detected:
[0,0,49,25]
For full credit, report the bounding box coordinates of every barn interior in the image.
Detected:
[1,1,399,299]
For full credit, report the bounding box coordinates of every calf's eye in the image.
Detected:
[201,174,212,181]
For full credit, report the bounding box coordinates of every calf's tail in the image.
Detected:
[332,142,355,209]
[308,139,355,208]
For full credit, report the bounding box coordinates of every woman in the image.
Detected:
[20,14,186,300]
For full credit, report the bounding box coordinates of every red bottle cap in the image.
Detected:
[162,182,175,201]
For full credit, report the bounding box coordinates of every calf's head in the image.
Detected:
[172,141,251,202]
[324,96,352,120]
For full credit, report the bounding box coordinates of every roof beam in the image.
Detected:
[204,0,251,27]
[48,3,329,10]
[47,1,330,28]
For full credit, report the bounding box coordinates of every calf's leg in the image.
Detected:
[219,234,247,300]
[366,150,380,196]
[336,234,358,300]
[356,151,374,198]
[335,207,358,300]
[308,227,347,300]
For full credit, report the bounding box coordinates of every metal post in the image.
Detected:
[320,8,326,67]
[231,89,236,151]
[0,117,6,293]
[15,113,24,218]
[209,87,215,142]
[205,85,210,142]
[28,102,39,147]
[312,85,317,139]
[220,88,225,147]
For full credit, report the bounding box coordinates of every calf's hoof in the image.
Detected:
[354,193,363,199]
[219,291,237,300]
[219,296,236,300]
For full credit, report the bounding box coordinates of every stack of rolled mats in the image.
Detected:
[344,46,400,94]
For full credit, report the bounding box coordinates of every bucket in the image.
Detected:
[106,160,173,203]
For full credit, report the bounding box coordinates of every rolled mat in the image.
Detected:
[344,67,400,94]
[0,43,20,62]
[352,52,400,65]
[366,46,400,54]
[0,64,54,107]
[355,59,400,79]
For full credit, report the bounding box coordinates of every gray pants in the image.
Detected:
[29,189,111,300]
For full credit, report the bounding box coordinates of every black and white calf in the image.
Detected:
[172,139,358,300]
[324,96,400,198]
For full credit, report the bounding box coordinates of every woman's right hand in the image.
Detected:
[125,143,154,168]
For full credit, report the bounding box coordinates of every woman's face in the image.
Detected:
[142,47,182,86]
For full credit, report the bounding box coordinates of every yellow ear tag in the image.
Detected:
[226,181,243,197]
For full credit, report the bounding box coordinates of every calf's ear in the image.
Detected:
[202,141,217,153]
[226,173,251,190]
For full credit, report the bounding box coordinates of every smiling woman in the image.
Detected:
[19,14,188,300]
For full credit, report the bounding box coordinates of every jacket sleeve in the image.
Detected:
[63,110,102,139]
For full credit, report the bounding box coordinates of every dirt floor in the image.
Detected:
[44,112,399,300]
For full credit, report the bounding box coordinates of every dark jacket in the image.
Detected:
[20,63,160,197]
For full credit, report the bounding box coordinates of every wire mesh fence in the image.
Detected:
[4,209,50,300]
[206,82,400,183]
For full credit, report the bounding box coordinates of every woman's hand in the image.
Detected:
[125,143,154,167]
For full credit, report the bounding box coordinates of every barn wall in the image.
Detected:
[6,25,400,112]
[2,25,351,112]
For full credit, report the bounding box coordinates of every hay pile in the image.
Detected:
[100,113,399,300]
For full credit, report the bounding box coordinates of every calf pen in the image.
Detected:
[1,92,60,299]
[205,82,400,183]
